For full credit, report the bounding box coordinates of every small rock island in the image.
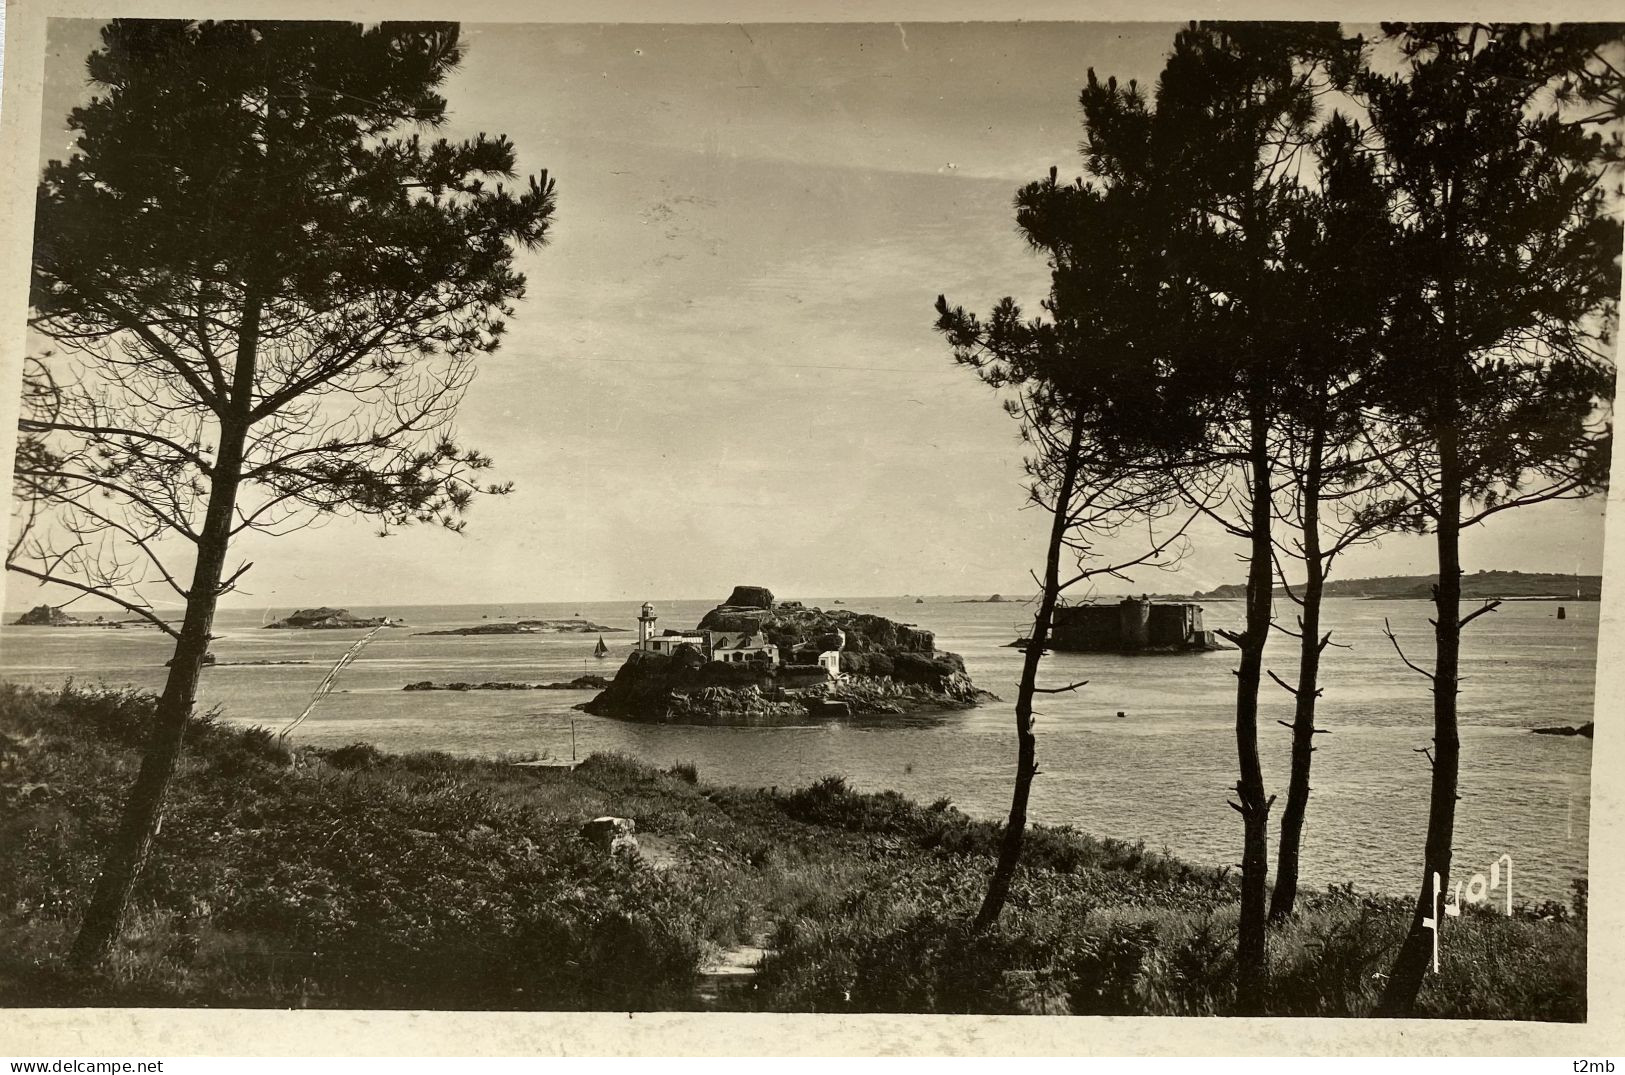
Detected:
[263,607,402,630]
[13,604,83,626]
[416,619,623,636]
[10,605,151,628]
[1532,722,1595,738]
[582,585,990,724]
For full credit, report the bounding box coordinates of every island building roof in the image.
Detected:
[709,631,770,650]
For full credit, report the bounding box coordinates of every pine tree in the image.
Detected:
[1126,22,1361,1011]
[1359,22,1619,1015]
[14,19,558,964]
[1265,112,1408,921]
[935,137,1199,931]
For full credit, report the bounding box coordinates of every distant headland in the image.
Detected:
[1171,570,1600,603]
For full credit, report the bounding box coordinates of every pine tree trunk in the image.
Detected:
[1270,421,1327,922]
[973,421,1083,932]
[1233,403,1275,1015]
[1379,158,1466,1015]
[69,301,261,967]
[1377,428,1462,1016]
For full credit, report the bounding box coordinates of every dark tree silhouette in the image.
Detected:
[1356,23,1620,1015]
[1100,22,1361,1011]
[935,149,1200,931]
[12,19,557,965]
[1263,113,1411,921]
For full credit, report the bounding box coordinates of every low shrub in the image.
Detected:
[322,742,383,771]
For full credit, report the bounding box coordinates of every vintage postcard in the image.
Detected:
[0,0,1621,1058]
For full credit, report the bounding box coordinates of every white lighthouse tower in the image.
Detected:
[637,602,658,650]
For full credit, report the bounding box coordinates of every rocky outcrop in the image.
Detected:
[13,605,80,626]
[581,656,816,725]
[723,585,775,610]
[581,649,780,721]
[1532,722,1595,738]
[839,650,981,701]
[825,673,990,714]
[415,619,622,636]
[264,607,399,630]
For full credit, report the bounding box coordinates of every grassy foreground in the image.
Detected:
[0,684,1585,1017]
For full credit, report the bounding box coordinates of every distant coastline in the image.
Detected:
[1162,570,1601,603]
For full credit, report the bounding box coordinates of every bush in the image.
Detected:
[322,742,383,770]
[576,751,660,783]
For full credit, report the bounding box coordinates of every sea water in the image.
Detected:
[0,595,1595,904]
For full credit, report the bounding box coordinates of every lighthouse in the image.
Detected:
[637,602,658,650]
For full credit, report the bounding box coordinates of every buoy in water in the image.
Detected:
[1558,606,1567,620]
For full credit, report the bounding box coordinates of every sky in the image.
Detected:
[10,19,1614,609]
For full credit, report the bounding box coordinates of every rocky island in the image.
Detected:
[1532,722,1595,738]
[582,585,990,724]
[415,619,623,636]
[263,607,402,630]
[12,604,83,626]
[10,604,157,628]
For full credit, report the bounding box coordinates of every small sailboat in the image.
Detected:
[594,635,610,659]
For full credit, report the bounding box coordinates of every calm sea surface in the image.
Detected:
[0,595,1596,903]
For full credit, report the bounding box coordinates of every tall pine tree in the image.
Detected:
[1128,22,1361,1010]
[15,20,557,964]
[1359,23,1619,1014]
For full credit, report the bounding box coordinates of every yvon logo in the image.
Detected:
[1423,854,1514,973]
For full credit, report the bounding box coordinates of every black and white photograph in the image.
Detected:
[0,1,1622,1057]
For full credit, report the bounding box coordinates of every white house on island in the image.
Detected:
[709,631,779,664]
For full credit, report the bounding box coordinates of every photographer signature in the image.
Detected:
[1424,853,1513,972]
